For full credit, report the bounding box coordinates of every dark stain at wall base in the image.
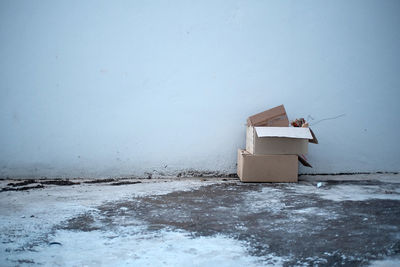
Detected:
[176,169,238,178]
[1,179,79,192]
[1,184,45,191]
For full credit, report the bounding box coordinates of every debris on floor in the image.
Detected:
[0,178,145,192]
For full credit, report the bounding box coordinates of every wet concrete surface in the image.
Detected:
[59,180,400,266]
[1,175,400,266]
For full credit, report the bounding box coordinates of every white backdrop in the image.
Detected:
[1,0,399,178]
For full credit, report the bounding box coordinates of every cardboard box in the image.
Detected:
[247,104,289,127]
[237,149,298,182]
[246,126,312,155]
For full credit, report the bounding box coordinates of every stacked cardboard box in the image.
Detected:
[237,105,317,182]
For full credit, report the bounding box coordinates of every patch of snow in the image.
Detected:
[3,227,277,266]
[368,257,400,267]
[292,207,338,219]
[290,183,400,202]
[242,187,286,214]
[300,173,400,184]
[241,187,339,221]
[0,179,224,266]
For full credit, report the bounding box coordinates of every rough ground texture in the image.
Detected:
[0,174,400,266]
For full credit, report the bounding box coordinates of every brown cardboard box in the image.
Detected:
[246,126,312,155]
[247,105,289,127]
[237,149,298,182]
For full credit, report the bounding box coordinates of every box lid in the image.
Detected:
[255,127,312,139]
[247,105,289,127]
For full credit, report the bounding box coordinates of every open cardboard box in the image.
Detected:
[246,126,313,155]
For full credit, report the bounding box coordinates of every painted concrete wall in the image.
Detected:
[1,0,399,178]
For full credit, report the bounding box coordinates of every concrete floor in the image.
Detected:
[1,174,400,266]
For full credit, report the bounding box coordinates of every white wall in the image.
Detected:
[1,0,399,178]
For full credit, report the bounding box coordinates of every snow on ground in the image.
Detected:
[4,227,273,267]
[300,173,400,184]
[369,257,400,267]
[2,179,251,266]
[290,182,400,202]
[243,187,286,214]
[0,178,284,266]
[242,185,341,222]
[1,175,400,266]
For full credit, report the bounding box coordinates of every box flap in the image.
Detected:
[308,128,318,144]
[298,155,312,167]
[255,127,312,139]
[247,105,289,127]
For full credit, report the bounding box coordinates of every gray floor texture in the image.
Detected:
[1,173,399,266]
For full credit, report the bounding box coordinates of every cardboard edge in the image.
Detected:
[237,149,248,181]
[245,126,255,154]
[308,128,318,144]
[298,154,312,168]
[254,127,313,139]
[246,118,252,127]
